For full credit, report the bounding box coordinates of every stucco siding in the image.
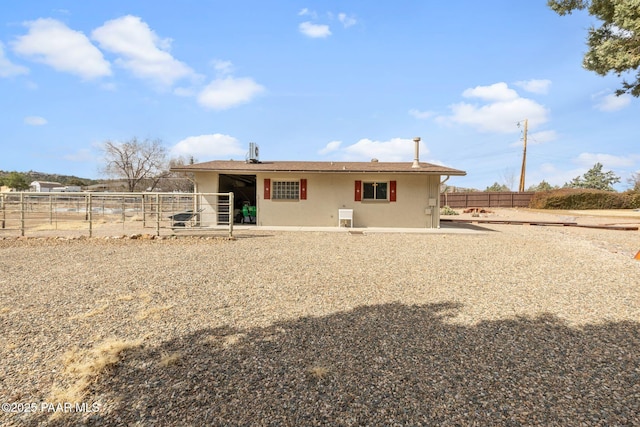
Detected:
[258,173,440,228]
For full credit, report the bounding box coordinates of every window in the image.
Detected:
[355,180,396,202]
[272,180,300,200]
[363,182,388,200]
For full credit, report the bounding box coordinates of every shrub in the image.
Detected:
[529,189,640,210]
[440,206,459,215]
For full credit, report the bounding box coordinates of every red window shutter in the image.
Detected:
[264,178,271,200]
[355,180,362,201]
[390,180,397,202]
[300,179,307,200]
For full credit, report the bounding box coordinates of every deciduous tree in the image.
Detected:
[1,172,30,190]
[548,0,640,96]
[101,138,168,192]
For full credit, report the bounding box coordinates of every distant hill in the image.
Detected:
[0,170,101,186]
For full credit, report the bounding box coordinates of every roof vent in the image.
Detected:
[371,158,379,162]
[412,137,421,168]
[247,142,260,163]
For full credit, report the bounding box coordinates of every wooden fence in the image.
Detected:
[440,192,535,208]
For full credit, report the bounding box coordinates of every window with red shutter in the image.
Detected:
[355,180,362,201]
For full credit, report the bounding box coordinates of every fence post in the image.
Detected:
[1,194,5,229]
[88,193,93,237]
[155,193,160,237]
[20,192,25,237]
[142,194,146,227]
[228,192,234,238]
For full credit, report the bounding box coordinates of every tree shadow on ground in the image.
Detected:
[54,303,640,426]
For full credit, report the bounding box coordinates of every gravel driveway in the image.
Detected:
[1,216,639,426]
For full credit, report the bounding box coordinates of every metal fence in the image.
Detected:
[0,192,234,238]
[440,192,535,209]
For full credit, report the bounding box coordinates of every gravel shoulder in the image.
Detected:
[1,209,639,425]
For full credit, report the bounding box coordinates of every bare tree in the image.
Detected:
[628,171,640,192]
[501,168,516,191]
[101,138,168,192]
[163,156,197,192]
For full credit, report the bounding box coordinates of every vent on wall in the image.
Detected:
[247,142,260,163]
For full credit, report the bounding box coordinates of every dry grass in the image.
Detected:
[115,294,135,302]
[51,338,143,405]
[0,307,10,315]
[307,365,330,380]
[30,221,89,231]
[135,304,174,321]
[158,351,183,367]
[69,303,109,320]
[138,292,153,304]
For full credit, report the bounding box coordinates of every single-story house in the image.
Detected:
[172,156,466,229]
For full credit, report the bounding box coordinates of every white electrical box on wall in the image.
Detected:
[428,198,437,206]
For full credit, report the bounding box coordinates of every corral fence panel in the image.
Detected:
[0,192,234,238]
[440,192,535,209]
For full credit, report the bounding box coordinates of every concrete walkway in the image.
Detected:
[228,222,489,235]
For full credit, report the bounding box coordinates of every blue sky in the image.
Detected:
[1,1,638,190]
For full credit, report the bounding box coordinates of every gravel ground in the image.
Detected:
[1,210,639,426]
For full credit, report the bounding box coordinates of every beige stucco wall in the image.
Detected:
[193,171,442,228]
[259,173,441,228]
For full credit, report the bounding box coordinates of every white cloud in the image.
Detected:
[23,116,47,126]
[438,82,550,133]
[318,140,342,155]
[574,152,639,168]
[409,109,434,120]
[298,8,317,18]
[331,138,429,162]
[212,59,233,75]
[170,134,246,159]
[0,41,29,77]
[92,15,192,87]
[515,79,551,94]
[594,92,631,112]
[197,76,265,110]
[299,21,331,38]
[12,18,111,79]
[338,13,357,28]
[462,82,518,101]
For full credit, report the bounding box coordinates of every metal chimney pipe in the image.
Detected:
[412,137,421,168]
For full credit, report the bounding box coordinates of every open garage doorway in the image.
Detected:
[219,174,257,224]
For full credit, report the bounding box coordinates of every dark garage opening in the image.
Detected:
[219,174,257,224]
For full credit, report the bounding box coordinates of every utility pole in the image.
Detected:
[518,119,528,192]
